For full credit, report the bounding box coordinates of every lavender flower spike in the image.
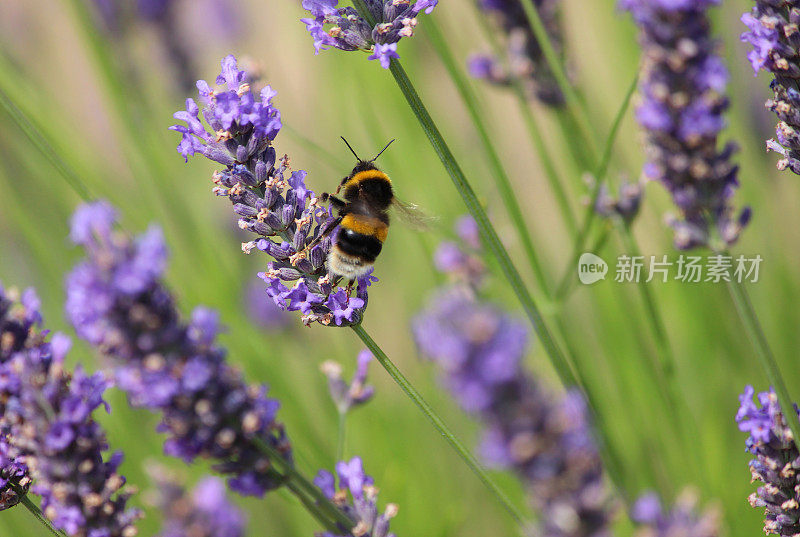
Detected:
[313,457,398,537]
[321,349,375,414]
[66,201,292,497]
[0,284,37,511]
[621,0,750,249]
[300,0,438,68]
[631,490,719,537]
[0,284,140,536]
[736,385,800,536]
[172,54,371,326]
[155,473,246,537]
[413,287,613,537]
[741,2,800,175]
[469,0,565,105]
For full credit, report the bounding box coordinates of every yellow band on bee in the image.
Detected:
[343,169,391,190]
[341,214,389,242]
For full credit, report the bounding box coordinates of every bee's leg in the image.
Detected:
[335,176,349,195]
[346,279,355,296]
[321,193,347,210]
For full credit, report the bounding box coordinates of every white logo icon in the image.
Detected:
[578,253,608,285]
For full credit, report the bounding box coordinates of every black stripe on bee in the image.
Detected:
[335,227,383,263]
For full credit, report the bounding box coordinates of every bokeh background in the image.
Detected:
[0,0,797,536]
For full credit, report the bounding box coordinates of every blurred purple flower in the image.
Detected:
[313,457,398,537]
[469,0,564,105]
[0,283,140,535]
[321,349,375,414]
[245,279,291,330]
[631,490,719,537]
[741,3,800,176]
[300,0,438,68]
[622,0,749,250]
[736,385,800,536]
[413,287,613,537]
[157,474,246,537]
[173,55,371,326]
[66,201,292,497]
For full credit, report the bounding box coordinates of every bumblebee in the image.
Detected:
[320,138,427,282]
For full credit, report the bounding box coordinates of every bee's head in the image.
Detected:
[350,159,380,176]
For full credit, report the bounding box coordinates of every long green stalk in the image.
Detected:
[382,54,577,387]
[252,438,355,530]
[554,74,638,300]
[472,15,579,232]
[726,278,800,446]
[16,490,66,537]
[422,19,551,294]
[351,324,528,526]
[516,0,599,162]
[0,86,92,202]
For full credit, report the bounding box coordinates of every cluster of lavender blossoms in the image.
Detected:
[630,491,719,537]
[621,0,750,250]
[0,284,140,536]
[65,201,292,497]
[155,474,245,537]
[412,220,613,537]
[300,0,438,68]
[468,0,564,105]
[172,54,372,327]
[741,1,800,175]
[736,385,800,536]
[0,286,37,511]
[314,457,398,537]
[321,349,375,414]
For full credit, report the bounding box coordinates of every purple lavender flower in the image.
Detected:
[172,55,371,326]
[736,385,800,536]
[741,2,800,175]
[0,284,140,536]
[66,201,292,497]
[156,474,246,537]
[593,179,643,223]
[300,0,438,68]
[413,287,613,537]
[631,490,719,537]
[313,457,398,537]
[321,349,375,414]
[470,0,564,105]
[0,284,38,511]
[433,217,487,288]
[621,0,750,249]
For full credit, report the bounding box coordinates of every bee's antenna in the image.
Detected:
[372,139,396,161]
[340,136,361,161]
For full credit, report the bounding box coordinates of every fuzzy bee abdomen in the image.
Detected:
[335,228,383,262]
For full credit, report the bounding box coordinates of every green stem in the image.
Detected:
[252,438,355,530]
[0,86,92,202]
[516,0,599,163]
[350,324,528,526]
[285,481,341,533]
[336,411,346,464]
[553,74,638,299]
[422,19,552,294]
[726,278,800,447]
[17,490,66,537]
[382,55,577,388]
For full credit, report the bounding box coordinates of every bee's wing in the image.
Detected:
[391,198,437,231]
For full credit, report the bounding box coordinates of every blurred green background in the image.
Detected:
[0,0,796,536]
